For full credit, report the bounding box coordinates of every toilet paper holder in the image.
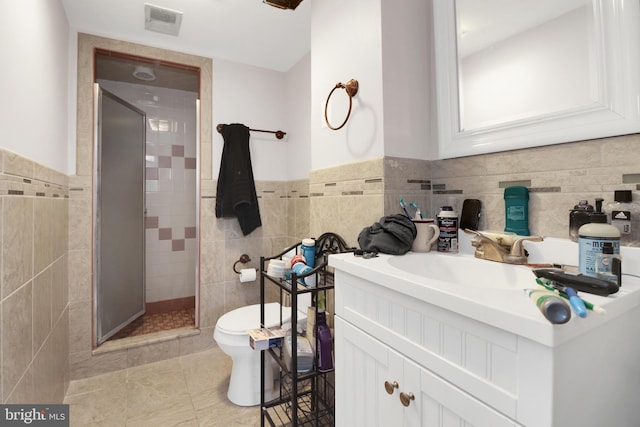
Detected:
[233,254,257,274]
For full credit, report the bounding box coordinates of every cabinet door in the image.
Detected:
[336,316,520,427]
[335,317,404,427]
[415,359,519,427]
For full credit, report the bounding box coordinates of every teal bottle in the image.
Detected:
[504,186,530,236]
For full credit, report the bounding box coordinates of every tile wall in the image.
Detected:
[308,134,640,250]
[0,149,69,404]
[430,133,640,243]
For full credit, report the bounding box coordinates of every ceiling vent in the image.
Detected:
[263,0,304,10]
[144,4,183,36]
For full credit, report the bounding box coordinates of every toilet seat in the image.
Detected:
[216,302,291,335]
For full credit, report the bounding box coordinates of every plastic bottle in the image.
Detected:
[301,238,316,267]
[437,206,459,253]
[595,242,622,284]
[524,289,571,324]
[604,190,640,246]
[291,262,314,287]
[578,198,620,277]
[504,186,530,236]
[569,200,594,242]
[315,294,333,372]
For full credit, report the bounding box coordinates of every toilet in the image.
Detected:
[213,294,310,406]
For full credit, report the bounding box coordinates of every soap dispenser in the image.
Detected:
[578,198,620,277]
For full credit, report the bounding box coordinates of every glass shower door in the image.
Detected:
[94,85,146,345]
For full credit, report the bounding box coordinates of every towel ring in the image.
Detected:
[324,79,359,130]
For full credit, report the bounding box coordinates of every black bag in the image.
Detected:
[357,214,417,255]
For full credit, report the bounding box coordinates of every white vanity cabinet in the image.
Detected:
[335,317,518,427]
[330,253,640,427]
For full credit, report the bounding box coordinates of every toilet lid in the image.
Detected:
[216,303,292,335]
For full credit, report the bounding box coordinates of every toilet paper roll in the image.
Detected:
[239,268,257,283]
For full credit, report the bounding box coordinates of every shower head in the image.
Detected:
[132,66,156,81]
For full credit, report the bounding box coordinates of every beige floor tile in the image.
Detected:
[64,369,127,396]
[195,401,260,427]
[180,348,232,397]
[125,404,198,427]
[64,384,128,426]
[65,347,261,427]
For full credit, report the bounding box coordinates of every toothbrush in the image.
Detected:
[399,199,412,218]
[562,286,587,318]
[409,201,425,219]
[535,278,605,314]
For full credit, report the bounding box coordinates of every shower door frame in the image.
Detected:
[93,83,147,345]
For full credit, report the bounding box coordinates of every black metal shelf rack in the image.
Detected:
[260,233,351,427]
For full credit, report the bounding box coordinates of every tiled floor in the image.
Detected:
[64,347,260,426]
[109,308,196,340]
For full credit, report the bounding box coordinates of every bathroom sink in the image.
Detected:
[387,252,537,289]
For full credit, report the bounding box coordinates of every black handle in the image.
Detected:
[532,269,619,296]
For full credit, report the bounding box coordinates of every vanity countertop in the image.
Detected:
[329,236,640,347]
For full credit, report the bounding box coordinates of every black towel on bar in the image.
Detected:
[215,123,262,235]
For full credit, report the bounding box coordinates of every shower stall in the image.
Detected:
[94,86,146,344]
[93,51,200,346]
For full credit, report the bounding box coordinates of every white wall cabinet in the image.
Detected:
[332,264,640,427]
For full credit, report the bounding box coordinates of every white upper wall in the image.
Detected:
[310,0,386,170]
[381,0,433,160]
[0,0,70,174]
[211,59,293,181]
[310,0,433,170]
[3,0,431,177]
[212,55,311,181]
[285,53,312,180]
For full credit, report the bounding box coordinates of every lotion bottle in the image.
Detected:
[579,198,620,277]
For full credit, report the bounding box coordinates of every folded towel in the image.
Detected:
[215,124,262,235]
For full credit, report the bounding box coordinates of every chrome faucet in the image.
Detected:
[465,230,543,264]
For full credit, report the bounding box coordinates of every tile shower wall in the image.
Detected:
[98,80,198,303]
[0,149,69,404]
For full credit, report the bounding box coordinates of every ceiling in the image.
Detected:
[61,0,311,73]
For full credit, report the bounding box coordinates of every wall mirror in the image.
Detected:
[433,0,640,159]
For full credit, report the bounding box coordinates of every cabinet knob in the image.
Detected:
[400,392,415,407]
[384,380,399,395]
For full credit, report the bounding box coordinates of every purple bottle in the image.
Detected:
[316,311,333,372]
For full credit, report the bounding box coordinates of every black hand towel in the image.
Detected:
[215,124,262,235]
